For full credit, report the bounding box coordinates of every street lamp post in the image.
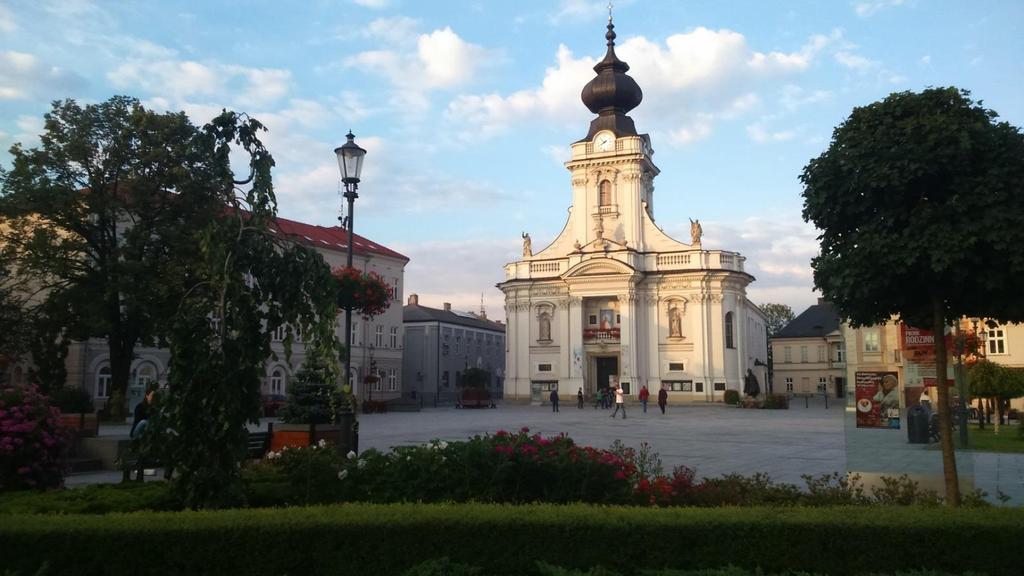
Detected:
[335,131,366,393]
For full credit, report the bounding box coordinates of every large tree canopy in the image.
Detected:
[801,87,1024,505]
[759,303,795,337]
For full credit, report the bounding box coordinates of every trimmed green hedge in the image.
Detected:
[2,504,1022,575]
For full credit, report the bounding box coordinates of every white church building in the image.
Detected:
[499,17,768,403]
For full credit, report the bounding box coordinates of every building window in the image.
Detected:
[351,322,359,345]
[695,382,704,393]
[818,377,828,392]
[784,346,792,363]
[987,325,1007,355]
[375,325,384,347]
[864,329,880,352]
[589,315,597,325]
[668,362,684,371]
[270,368,285,395]
[714,382,726,391]
[442,371,450,388]
[724,312,735,349]
[834,343,845,363]
[785,377,794,392]
[388,369,397,391]
[272,325,287,342]
[599,180,612,206]
[135,363,157,388]
[817,346,826,362]
[390,326,399,348]
[538,364,552,372]
[96,366,112,398]
[800,346,808,363]
[372,371,382,392]
[392,278,400,302]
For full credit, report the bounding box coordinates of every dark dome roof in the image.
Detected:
[581,17,643,139]
[579,18,643,139]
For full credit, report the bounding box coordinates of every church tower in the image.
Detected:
[500,13,768,404]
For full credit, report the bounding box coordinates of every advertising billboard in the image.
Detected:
[855,371,901,429]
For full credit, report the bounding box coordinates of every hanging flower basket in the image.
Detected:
[333,267,391,318]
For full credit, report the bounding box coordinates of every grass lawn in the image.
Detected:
[966,424,1024,453]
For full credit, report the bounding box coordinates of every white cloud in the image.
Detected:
[447,28,838,144]
[108,56,292,108]
[363,16,419,44]
[746,121,796,143]
[346,26,491,98]
[779,85,831,111]
[0,5,15,32]
[0,50,85,100]
[920,55,931,66]
[834,50,877,72]
[853,0,906,18]
[353,0,391,8]
[542,144,571,165]
[550,0,608,24]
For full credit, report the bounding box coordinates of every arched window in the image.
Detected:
[270,368,284,395]
[725,312,735,349]
[96,366,112,398]
[599,180,612,206]
[134,363,157,388]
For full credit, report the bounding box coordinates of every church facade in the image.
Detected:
[499,17,768,403]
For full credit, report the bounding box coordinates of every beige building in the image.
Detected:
[1,216,409,410]
[499,19,768,403]
[770,300,846,398]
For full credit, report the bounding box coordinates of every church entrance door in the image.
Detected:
[595,356,619,395]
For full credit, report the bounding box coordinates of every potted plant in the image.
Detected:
[272,358,356,454]
[50,386,99,437]
[459,367,493,409]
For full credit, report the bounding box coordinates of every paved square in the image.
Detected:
[359,401,846,484]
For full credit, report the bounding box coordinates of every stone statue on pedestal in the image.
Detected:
[522,232,532,258]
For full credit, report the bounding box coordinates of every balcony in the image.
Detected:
[583,328,620,342]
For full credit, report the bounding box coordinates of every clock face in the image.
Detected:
[595,133,614,151]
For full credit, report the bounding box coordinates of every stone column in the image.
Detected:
[646,292,661,391]
[618,291,640,396]
[566,296,584,394]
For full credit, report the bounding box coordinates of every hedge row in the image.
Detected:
[2,504,1022,575]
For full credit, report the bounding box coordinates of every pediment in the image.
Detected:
[562,258,635,278]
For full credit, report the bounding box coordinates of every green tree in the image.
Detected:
[969,360,1024,436]
[157,111,340,507]
[801,87,1024,505]
[759,303,796,336]
[0,97,211,416]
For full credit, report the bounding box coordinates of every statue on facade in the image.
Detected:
[539,313,551,341]
[594,217,604,241]
[669,307,682,338]
[573,239,583,252]
[689,218,702,246]
[521,232,532,257]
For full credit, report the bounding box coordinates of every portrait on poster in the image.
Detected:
[855,371,901,429]
[599,309,614,330]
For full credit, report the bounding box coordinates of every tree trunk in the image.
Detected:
[931,294,960,506]
[977,398,985,430]
[994,397,1003,436]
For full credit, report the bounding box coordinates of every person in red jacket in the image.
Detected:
[639,385,650,414]
[658,387,668,414]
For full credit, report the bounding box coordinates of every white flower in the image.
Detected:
[347,450,357,460]
[438,441,448,450]
[317,439,327,448]
[357,459,367,469]
[337,469,349,480]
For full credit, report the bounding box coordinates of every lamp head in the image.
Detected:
[334,130,366,184]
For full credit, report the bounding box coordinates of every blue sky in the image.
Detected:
[1,0,1022,319]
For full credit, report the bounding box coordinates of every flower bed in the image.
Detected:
[0,385,72,490]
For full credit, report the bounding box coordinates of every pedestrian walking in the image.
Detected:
[550,388,560,412]
[658,387,668,414]
[577,387,584,409]
[639,385,650,414]
[610,385,626,419]
[594,388,602,409]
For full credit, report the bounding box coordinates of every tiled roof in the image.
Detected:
[404,304,505,333]
[271,216,408,262]
[774,301,841,339]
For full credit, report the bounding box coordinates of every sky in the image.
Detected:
[1,0,1022,321]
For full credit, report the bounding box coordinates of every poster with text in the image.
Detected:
[855,371,901,429]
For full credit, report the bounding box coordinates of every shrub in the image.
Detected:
[0,385,71,491]
[278,359,349,424]
[0,504,1019,576]
[762,393,789,409]
[723,390,740,405]
[48,387,94,414]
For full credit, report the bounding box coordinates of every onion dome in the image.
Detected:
[579,14,643,140]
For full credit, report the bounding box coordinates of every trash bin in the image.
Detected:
[907,405,930,444]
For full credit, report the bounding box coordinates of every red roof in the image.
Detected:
[270,215,408,262]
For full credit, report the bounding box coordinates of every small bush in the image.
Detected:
[723,390,740,405]
[48,387,94,414]
[762,393,789,409]
[0,385,72,491]
[278,359,349,424]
